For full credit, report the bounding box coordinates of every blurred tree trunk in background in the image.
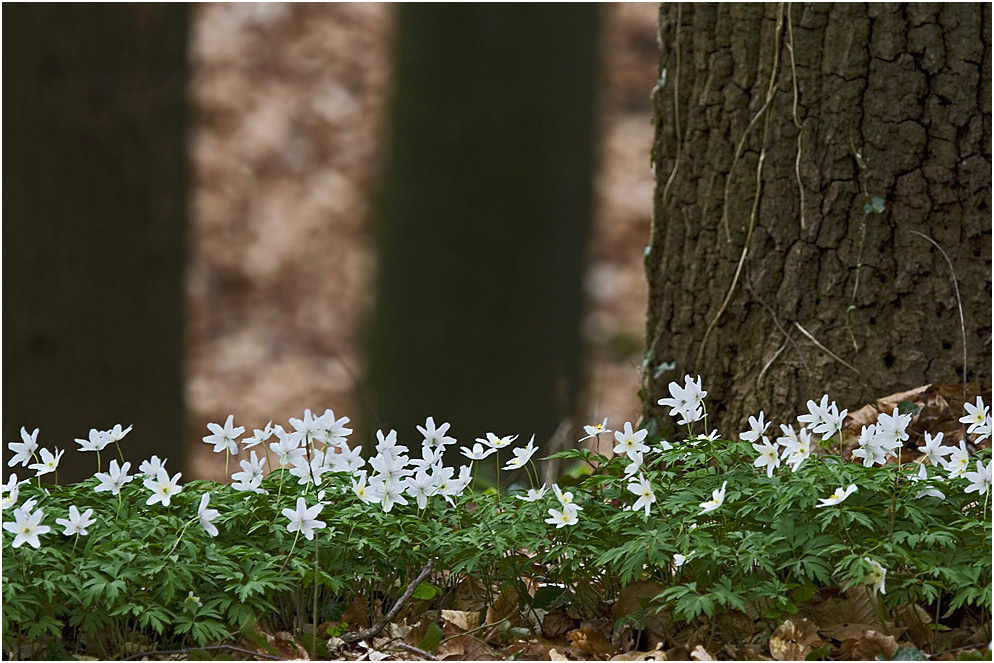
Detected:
[646,4,991,435]
[4,5,189,483]
[369,5,598,480]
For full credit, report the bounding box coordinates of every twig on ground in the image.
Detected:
[121,644,282,661]
[342,559,435,644]
[394,641,439,660]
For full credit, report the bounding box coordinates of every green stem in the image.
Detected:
[165,518,196,558]
[312,536,320,658]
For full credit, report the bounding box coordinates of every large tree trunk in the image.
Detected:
[369,5,598,480]
[646,3,991,435]
[3,6,189,483]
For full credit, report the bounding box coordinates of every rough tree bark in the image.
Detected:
[3,6,189,483]
[646,3,991,434]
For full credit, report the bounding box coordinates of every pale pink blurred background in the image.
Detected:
[186,4,659,478]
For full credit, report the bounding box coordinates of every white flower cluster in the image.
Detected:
[734,395,993,501]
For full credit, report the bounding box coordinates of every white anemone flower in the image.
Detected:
[698,481,727,515]
[545,504,579,528]
[579,418,611,442]
[144,469,183,507]
[75,429,112,452]
[658,375,707,425]
[203,415,244,455]
[552,484,583,511]
[503,435,538,470]
[29,447,64,477]
[105,424,133,443]
[281,497,326,540]
[3,506,49,548]
[964,460,992,496]
[242,421,273,449]
[740,411,769,443]
[613,422,650,459]
[417,417,456,449]
[516,485,548,502]
[56,506,96,536]
[198,493,220,537]
[405,468,437,509]
[960,396,990,439]
[942,441,971,479]
[479,432,517,450]
[864,558,887,595]
[627,474,656,516]
[460,442,496,461]
[815,484,858,508]
[752,437,781,478]
[7,427,40,468]
[94,460,134,495]
[351,475,381,505]
[917,431,955,466]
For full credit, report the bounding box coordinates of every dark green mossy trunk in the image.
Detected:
[3,5,189,482]
[369,5,599,477]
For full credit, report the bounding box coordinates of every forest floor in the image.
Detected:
[186,3,660,481]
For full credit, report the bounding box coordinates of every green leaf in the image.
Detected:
[418,622,444,654]
[896,400,920,417]
[411,582,439,601]
[890,646,929,660]
[864,196,886,214]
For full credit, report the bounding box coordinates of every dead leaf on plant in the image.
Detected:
[342,594,371,630]
[453,574,489,612]
[486,584,527,630]
[895,603,934,649]
[769,617,824,661]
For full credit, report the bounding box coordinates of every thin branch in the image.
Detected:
[342,559,435,644]
[793,321,860,376]
[393,642,439,660]
[697,4,785,370]
[758,341,788,390]
[122,644,282,661]
[908,230,969,428]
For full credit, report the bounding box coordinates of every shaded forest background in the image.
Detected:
[186,4,658,479]
[5,4,990,483]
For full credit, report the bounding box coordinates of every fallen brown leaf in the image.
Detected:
[342,594,371,630]
[568,626,618,659]
[820,622,906,643]
[839,629,898,660]
[769,617,823,661]
[610,646,668,661]
[612,581,672,651]
[438,609,492,661]
[544,609,578,639]
[689,644,714,660]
